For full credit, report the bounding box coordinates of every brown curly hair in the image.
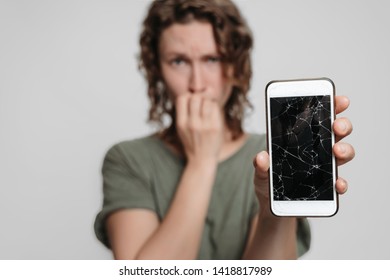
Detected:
[139,0,253,140]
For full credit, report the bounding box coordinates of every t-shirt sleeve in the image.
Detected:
[94,143,155,248]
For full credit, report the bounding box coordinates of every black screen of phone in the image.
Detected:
[270,95,334,201]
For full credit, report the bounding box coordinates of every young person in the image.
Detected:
[94,0,355,259]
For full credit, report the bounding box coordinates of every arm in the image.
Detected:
[242,214,297,260]
[107,158,217,259]
[243,96,355,259]
[243,215,297,259]
[242,151,297,260]
[106,95,223,259]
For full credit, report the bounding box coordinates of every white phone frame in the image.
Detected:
[266,78,338,217]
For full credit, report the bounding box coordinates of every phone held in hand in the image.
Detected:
[265,78,338,217]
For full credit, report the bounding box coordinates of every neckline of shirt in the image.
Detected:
[148,133,256,167]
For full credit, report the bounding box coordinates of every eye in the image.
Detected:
[170,57,186,66]
[206,56,220,63]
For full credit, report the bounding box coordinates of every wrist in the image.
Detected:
[257,196,274,218]
[181,157,218,193]
[258,205,297,225]
[185,157,218,179]
[187,156,218,169]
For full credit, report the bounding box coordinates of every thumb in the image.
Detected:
[253,151,270,185]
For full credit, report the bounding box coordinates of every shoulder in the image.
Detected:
[245,133,267,153]
[247,133,266,143]
[105,135,161,159]
[102,135,163,174]
[110,134,159,152]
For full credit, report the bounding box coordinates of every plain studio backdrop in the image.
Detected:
[1,0,389,259]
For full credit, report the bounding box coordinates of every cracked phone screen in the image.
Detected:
[270,95,334,200]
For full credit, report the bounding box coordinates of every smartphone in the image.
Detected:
[265,78,338,217]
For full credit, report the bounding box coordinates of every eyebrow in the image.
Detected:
[161,51,220,59]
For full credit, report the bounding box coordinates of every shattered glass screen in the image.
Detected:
[270,95,334,201]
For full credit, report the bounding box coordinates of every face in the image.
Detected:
[158,20,232,107]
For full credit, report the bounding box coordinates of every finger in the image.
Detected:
[333,142,355,166]
[253,151,270,183]
[336,177,348,195]
[334,117,353,141]
[335,96,350,115]
[188,95,202,129]
[201,98,213,119]
[209,99,223,127]
[188,95,202,117]
[175,94,189,128]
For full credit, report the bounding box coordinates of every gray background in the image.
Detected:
[1,0,389,259]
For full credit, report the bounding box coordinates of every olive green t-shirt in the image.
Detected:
[94,133,310,259]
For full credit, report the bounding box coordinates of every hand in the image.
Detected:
[253,95,355,215]
[175,94,224,163]
[332,96,355,193]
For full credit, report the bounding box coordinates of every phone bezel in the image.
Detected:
[265,78,338,217]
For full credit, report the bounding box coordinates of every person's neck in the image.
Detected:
[219,129,248,162]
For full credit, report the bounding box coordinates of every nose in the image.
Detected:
[188,63,206,94]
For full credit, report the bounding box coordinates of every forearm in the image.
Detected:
[136,158,217,259]
[243,211,297,260]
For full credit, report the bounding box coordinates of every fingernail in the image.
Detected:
[258,152,264,161]
[259,151,268,162]
[342,179,348,193]
[339,144,346,154]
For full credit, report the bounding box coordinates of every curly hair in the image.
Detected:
[139,0,253,140]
